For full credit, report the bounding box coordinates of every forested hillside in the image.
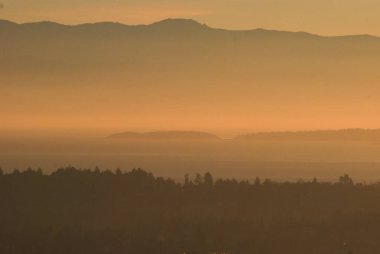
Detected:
[0,167,378,253]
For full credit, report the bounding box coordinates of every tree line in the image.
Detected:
[0,167,378,254]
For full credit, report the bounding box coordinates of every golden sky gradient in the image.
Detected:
[1,0,380,35]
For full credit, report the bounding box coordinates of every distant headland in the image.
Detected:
[107,131,221,141]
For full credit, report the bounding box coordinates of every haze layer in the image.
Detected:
[1,19,380,134]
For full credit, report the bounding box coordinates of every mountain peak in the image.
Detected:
[152,18,201,26]
[149,18,208,31]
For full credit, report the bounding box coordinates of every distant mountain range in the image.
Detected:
[108,131,220,140]
[2,18,380,131]
[1,18,378,38]
[235,129,380,141]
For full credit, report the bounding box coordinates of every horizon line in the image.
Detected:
[1,18,379,39]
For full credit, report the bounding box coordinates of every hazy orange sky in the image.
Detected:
[1,0,380,36]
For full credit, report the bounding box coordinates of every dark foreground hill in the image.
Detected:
[236,128,380,141]
[0,167,380,253]
[108,131,220,140]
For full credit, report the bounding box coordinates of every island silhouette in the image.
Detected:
[108,131,220,140]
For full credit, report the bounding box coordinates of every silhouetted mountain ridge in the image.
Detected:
[150,18,207,29]
[0,18,378,39]
[2,18,380,129]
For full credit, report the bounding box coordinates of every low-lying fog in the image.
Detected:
[1,130,380,182]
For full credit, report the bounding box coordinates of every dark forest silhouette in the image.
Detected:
[0,167,379,253]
